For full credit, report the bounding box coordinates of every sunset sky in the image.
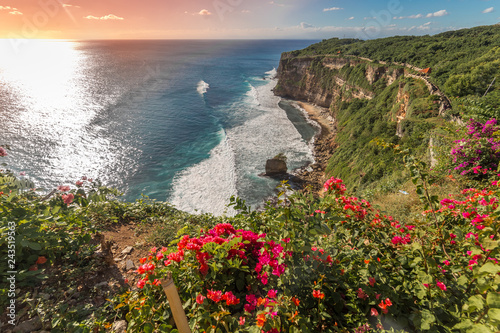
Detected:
[0,0,498,40]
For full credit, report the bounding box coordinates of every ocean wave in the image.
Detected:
[169,129,238,216]
[197,80,210,95]
[265,67,277,78]
[245,83,260,106]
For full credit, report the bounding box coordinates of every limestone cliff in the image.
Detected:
[274,54,404,109]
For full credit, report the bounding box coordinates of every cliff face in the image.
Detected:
[274,54,403,109]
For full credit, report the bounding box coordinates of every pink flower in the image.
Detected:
[357,288,368,300]
[267,289,277,298]
[370,308,379,316]
[0,147,7,157]
[75,180,83,186]
[443,260,450,266]
[368,277,376,287]
[239,317,245,325]
[244,304,255,312]
[19,171,26,176]
[423,283,430,288]
[57,185,71,192]
[436,281,447,291]
[62,193,74,205]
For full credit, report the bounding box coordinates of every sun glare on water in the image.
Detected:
[0,39,123,190]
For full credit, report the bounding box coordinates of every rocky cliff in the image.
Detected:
[274,54,404,109]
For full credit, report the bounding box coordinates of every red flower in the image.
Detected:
[36,256,47,265]
[137,279,146,289]
[370,308,379,316]
[312,290,325,299]
[196,294,205,304]
[238,316,245,325]
[207,289,222,303]
[292,296,300,306]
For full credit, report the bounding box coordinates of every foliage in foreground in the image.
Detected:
[115,157,500,332]
[2,116,500,332]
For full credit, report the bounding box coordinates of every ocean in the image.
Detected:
[0,39,318,215]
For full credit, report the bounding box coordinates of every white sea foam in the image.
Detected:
[197,80,210,95]
[170,130,238,216]
[245,83,260,106]
[171,73,314,216]
[265,67,277,78]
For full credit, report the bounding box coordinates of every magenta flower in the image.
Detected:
[436,281,447,291]
[370,308,379,316]
[267,289,277,298]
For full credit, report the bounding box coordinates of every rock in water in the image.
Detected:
[265,158,287,176]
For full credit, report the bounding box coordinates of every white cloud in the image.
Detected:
[423,21,432,26]
[427,9,448,17]
[9,10,22,15]
[300,22,314,29]
[84,14,124,20]
[323,7,343,12]
[63,4,80,8]
[241,10,251,14]
[0,6,17,10]
[348,16,355,20]
[482,7,494,13]
[364,16,376,20]
[198,9,212,16]
[394,9,448,19]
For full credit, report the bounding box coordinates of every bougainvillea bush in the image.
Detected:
[116,173,500,332]
[450,118,500,179]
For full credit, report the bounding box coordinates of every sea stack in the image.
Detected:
[265,158,287,176]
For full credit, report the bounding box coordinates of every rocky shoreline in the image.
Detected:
[291,101,336,195]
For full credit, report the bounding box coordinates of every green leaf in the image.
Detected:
[479,262,500,275]
[466,324,493,333]
[143,322,154,333]
[420,309,436,330]
[452,319,473,330]
[481,239,499,251]
[467,295,485,312]
[486,292,500,308]
[488,308,500,323]
[458,275,469,286]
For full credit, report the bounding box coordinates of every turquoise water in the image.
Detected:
[0,39,318,215]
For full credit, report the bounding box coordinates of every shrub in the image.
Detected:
[450,118,500,178]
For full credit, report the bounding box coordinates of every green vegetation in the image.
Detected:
[291,25,500,105]
[280,24,500,195]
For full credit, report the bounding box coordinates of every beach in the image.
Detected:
[292,101,337,194]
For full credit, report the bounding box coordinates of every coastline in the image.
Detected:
[292,101,336,194]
